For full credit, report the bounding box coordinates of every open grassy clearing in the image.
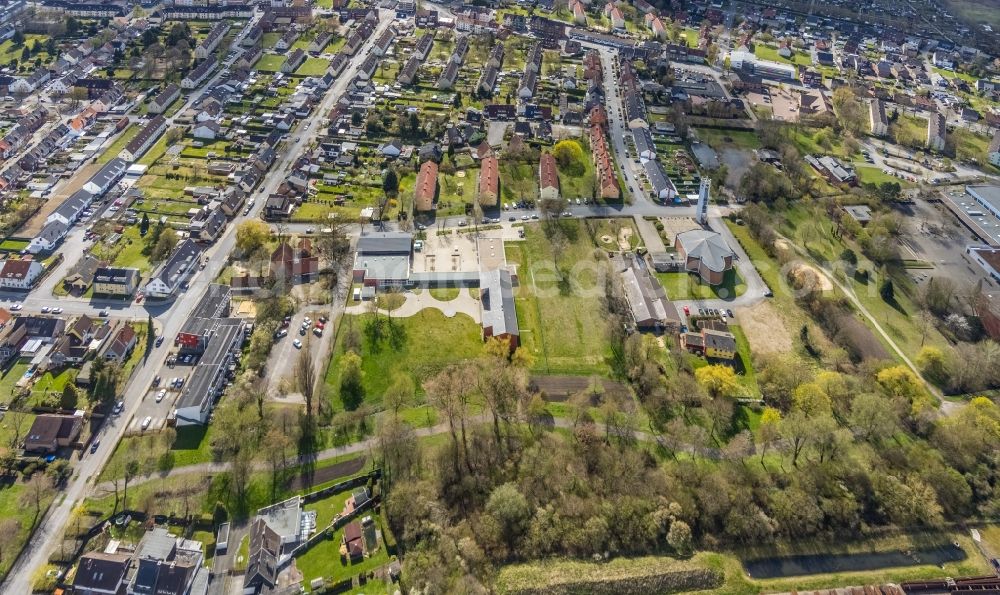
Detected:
[499,163,538,203]
[99,424,217,481]
[694,128,762,150]
[0,482,54,580]
[255,53,285,72]
[295,57,330,77]
[657,270,746,300]
[505,220,613,376]
[324,309,484,413]
[96,125,140,164]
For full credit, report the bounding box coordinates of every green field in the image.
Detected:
[854,165,914,187]
[438,169,478,216]
[695,128,762,150]
[505,220,613,375]
[755,44,812,67]
[256,53,285,72]
[557,145,597,201]
[96,125,140,164]
[946,0,1000,28]
[0,363,29,405]
[324,309,484,412]
[0,482,54,580]
[500,163,538,202]
[295,57,330,77]
[99,424,216,481]
[657,269,746,300]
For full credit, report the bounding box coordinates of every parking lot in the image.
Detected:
[900,196,996,290]
[125,352,195,433]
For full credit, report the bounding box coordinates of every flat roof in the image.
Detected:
[968,185,1000,213]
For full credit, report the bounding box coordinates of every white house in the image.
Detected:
[0,259,43,289]
[193,121,220,140]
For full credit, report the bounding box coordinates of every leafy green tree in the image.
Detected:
[60,384,78,410]
[139,213,150,236]
[382,168,399,197]
[145,316,155,359]
[879,278,894,302]
[339,350,365,410]
[486,482,531,552]
[552,140,585,176]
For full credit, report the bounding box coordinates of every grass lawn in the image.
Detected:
[429,287,460,301]
[950,127,996,168]
[324,309,484,412]
[754,44,812,67]
[295,57,329,77]
[889,114,928,149]
[500,163,538,203]
[730,325,759,397]
[294,511,393,591]
[657,270,746,300]
[137,134,173,167]
[255,53,285,72]
[97,125,140,164]
[0,482,54,580]
[28,368,77,407]
[945,0,1000,28]
[99,423,217,481]
[0,410,36,448]
[505,220,613,375]
[854,165,914,187]
[438,169,477,216]
[93,225,152,273]
[262,33,281,49]
[0,362,30,405]
[694,128,762,150]
[557,153,596,202]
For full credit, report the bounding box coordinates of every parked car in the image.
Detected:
[293,339,302,349]
[153,376,161,387]
[313,327,323,337]
[98,310,109,317]
[10,304,21,311]
[156,389,166,402]
[52,307,63,314]
[40,306,50,313]
[141,416,152,430]
[91,439,100,454]
[156,336,164,347]
[113,401,124,415]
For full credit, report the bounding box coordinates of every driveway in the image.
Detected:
[344,288,481,321]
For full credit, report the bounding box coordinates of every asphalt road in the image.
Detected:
[0,10,396,593]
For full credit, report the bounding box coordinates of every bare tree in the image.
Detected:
[263,427,293,501]
[295,338,316,418]
[20,474,53,527]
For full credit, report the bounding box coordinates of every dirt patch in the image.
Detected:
[719,148,752,189]
[618,227,633,251]
[773,239,791,250]
[286,455,367,492]
[788,262,833,291]
[18,162,103,237]
[734,301,793,355]
[531,375,630,402]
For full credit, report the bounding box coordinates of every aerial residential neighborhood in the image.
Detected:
[0,0,997,593]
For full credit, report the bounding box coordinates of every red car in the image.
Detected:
[135,293,144,303]
[683,305,690,315]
